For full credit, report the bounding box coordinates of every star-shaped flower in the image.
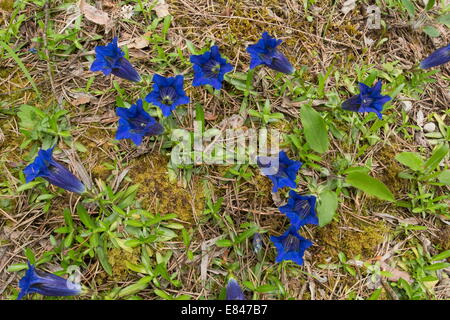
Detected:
[115,99,164,146]
[342,81,392,119]
[90,37,141,82]
[270,227,312,266]
[257,151,302,192]
[190,45,233,90]
[145,74,190,117]
[246,32,294,74]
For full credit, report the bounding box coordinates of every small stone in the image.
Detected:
[424,122,436,133]
[401,100,413,112]
[416,110,424,127]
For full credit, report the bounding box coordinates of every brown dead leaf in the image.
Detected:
[153,0,170,18]
[79,0,113,32]
[380,262,413,283]
[71,96,91,106]
[69,92,96,106]
[204,112,217,121]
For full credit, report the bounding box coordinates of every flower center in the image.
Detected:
[282,234,300,252]
[362,97,373,106]
[159,87,176,105]
[294,200,310,219]
[162,96,173,105]
[203,60,221,78]
[129,116,149,133]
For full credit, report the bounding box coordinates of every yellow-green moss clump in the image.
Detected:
[315,219,387,260]
[77,127,116,181]
[129,154,204,221]
[107,248,140,281]
[0,0,13,11]
[95,248,140,284]
[376,145,405,196]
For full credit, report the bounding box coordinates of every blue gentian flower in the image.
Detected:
[342,81,392,119]
[23,147,85,194]
[246,32,294,74]
[279,191,318,229]
[90,37,141,82]
[420,44,450,69]
[226,279,245,300]
[270,227,312,266]
[252,233,263,254]
[145,74,190,117]
[257,151,302,192]
[190,45,233,90]
[17,262,81,300]
[116,99,164,146]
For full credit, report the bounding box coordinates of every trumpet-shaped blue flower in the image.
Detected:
[279,191,318,229]
[23,147,85,194]
[420,44,450,69]
[257,151,302,192]
[226,279,245,300]
[270,227,312,266]
[246,32,294,74]
[145,74,190,117]
[116,99,164,146]
[90,37,141,82]
[342,81,391,119]
[190,45,233,90]
[18,262,81,300]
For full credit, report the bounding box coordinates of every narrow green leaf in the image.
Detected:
[346,172,395,202]
[96,245,112,275]
[299,105,329,153]
[76,204,96,229]
[215,239,233,247]
[425,0,435,10]
[424,262,450,271]
[431,250,450,262]
[424,143,448,172]
[118,281,149,298]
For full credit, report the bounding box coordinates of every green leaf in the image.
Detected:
[425,0,435,10]
[76,204,96,229]
[368,288,382,300]
[185,40,198,55]
[236,226,258,243]
[437,14,450,27]
[424,143,448,173]
[401,0,415,17]
[299,104,329,153]
[215,239,233,247]
[431,250,450,262]
[24,248,35,265]
[423,25,440,37]
[395,152,424,171]
[424,262,450,271]
[118,277,151,298]
[317,190,338,227]
[96,245,112,275]
[346,172,395,202]
[16,180,43,192]
[154,289,173,300]
[438,170,450,185]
